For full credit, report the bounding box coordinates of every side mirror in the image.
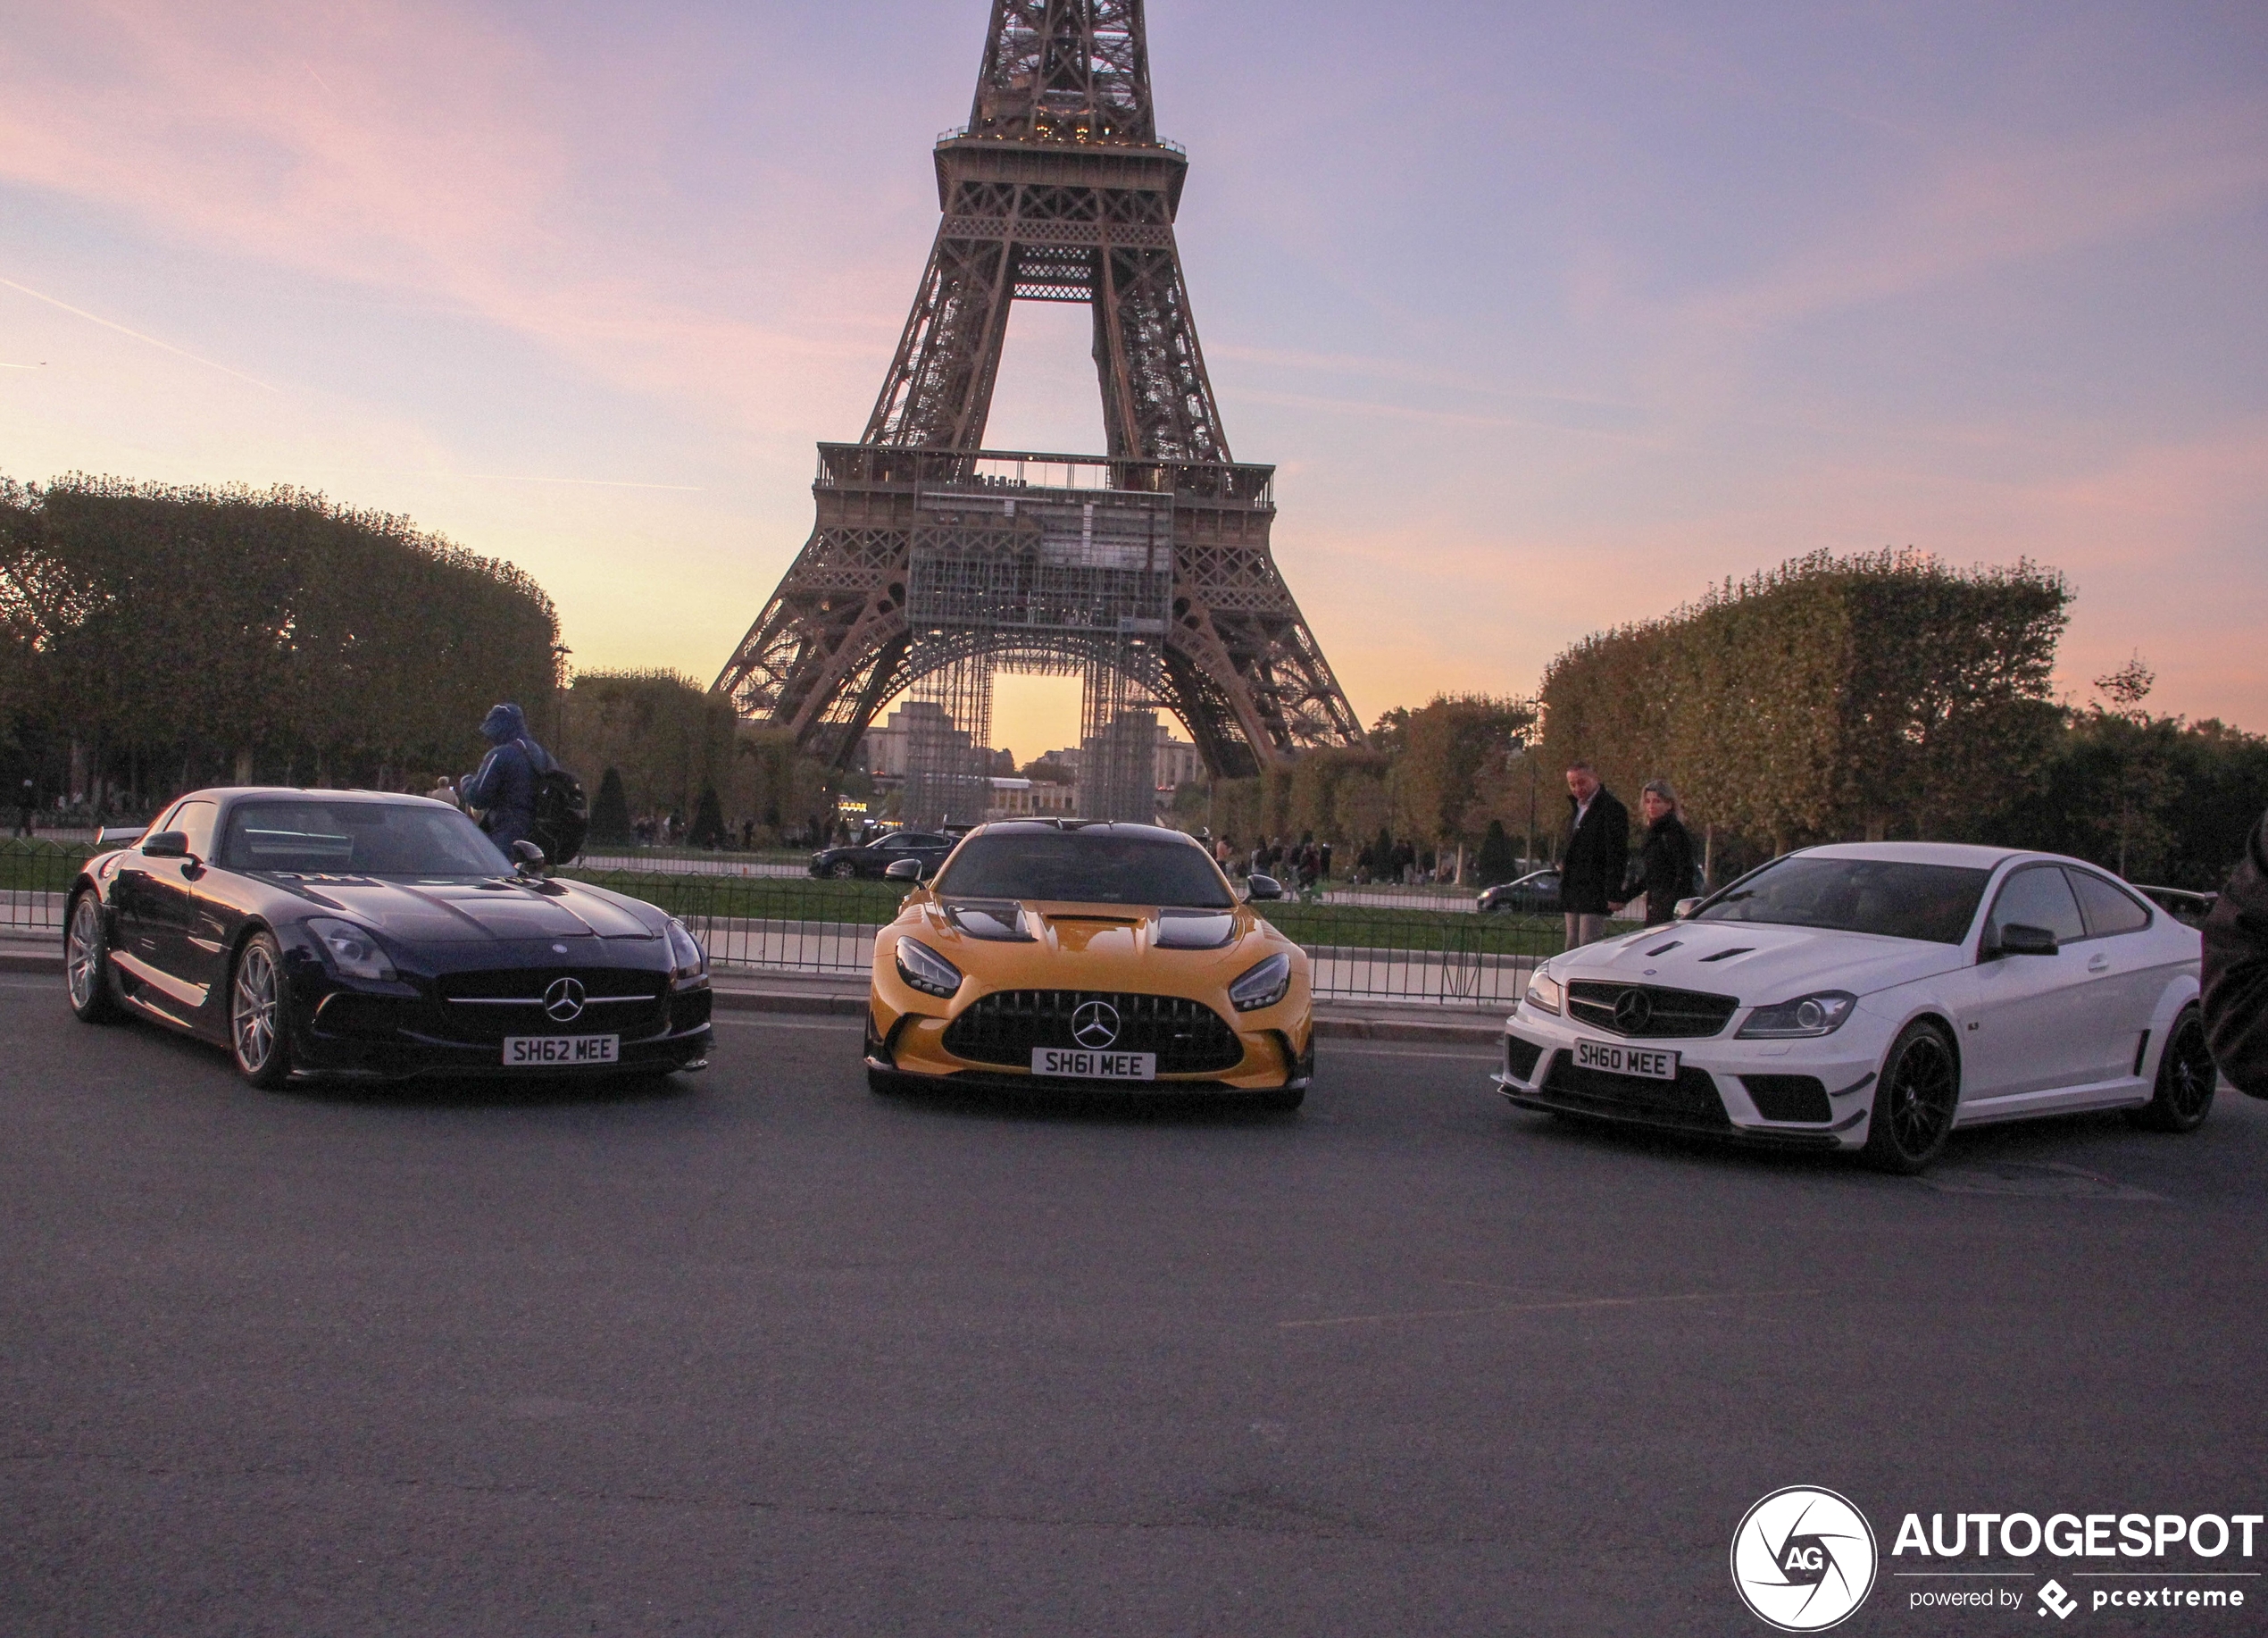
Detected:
[1672,897,1704,921]
[1995,922,2058,957]
[1245,873,1284,901]
[143,832,190,859]
[883,857,923,882]
[512,839,547,877]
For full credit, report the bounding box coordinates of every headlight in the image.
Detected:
[666,918,708,988]
[894,937,962,999]
[304,916,396,982]
[1524,968,1563,1015]
[1229,950,1292,1012]
[1737,990,1857,1039]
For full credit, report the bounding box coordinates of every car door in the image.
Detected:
[1958,864,2096,1116]
[107,803,180,970]
[2064,866,2168,1092]
[137,799,223,1007]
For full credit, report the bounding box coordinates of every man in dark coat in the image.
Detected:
[2202,806,2268,1099]
[459,702,556,854]
[1559,761,1629,949]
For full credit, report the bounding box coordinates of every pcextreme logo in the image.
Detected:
[1731,1487,1880,1632]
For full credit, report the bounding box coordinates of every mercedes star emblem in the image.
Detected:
[543,976,587,1023]
[1071,999,1121,1049]
[1613,988,1653,1032]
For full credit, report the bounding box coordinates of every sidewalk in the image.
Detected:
[0,935,1504,1046]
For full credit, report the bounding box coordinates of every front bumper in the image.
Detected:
[867,974,1313,1097]
[1493,1004,1880,1149]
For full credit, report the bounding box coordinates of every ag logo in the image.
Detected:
[1730,1486,1877,1631]
[1071,999,1121,1049]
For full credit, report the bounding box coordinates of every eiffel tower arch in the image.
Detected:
[714,0,1366,823]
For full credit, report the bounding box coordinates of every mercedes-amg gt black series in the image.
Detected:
[63,789,713,1086]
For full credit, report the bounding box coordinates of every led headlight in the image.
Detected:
[666,918,709,988]
[1524,968,1563,1015]
[894,937,963,999]
[304,916,396,982]
[1229,950,1292,1012]
[1737,990,1857,1039]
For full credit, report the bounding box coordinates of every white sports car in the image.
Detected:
[1495,842,2214,1172]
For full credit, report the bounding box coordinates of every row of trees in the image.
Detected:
[1,475,561,808]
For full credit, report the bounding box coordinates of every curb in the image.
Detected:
[0,943,1504,1046]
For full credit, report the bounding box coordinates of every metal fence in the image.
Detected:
[0,841,1553,1008]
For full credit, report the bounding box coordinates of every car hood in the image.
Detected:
[260,874,665,944]
[1548,918,1968,1002]
[906,898,1284,987]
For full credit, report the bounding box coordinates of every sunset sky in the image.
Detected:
[3,1,2263,761]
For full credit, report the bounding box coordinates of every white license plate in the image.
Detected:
[1573,1039,1680,1081]
[1031,1048,1157,1081]
[504,1034,621,1066]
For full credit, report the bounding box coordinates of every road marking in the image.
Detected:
[1279,1287,1822,1330]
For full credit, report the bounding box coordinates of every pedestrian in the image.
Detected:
[457,702,557,853]
[1612,778,1697,927]
[15,779,32,838]
[2203,803,2268,1099]
[1559,760,1629,949]
[426,773,461,809]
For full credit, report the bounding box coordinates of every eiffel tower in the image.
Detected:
[714,0,1365,820]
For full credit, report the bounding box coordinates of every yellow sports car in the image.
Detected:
[864,821,1313,1108]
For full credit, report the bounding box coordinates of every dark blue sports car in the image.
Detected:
[63,788,713,1087]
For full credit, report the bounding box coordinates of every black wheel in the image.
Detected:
[229,932,293,1089]
[2127,1006,2214,1133]
[1861,1019,1959,1174]
[830,859,860,880]
[63,890,121,1024]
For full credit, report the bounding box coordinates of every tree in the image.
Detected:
[588,767,633,846]
[1391,694,1537,849]
[689,784,726,848]
[1475,819,1520,887]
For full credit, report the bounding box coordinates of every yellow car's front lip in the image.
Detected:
[867,895,1313,1089]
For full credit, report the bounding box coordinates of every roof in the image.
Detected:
[178,787,458,809]
[1796,840,2036,868]
[971,819,1199,844]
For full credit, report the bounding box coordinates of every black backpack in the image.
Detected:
[523,746,588,866]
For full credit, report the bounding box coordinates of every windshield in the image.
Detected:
[1694,857,1990,944]
[935,832,1236,908]
[219,800,510,877]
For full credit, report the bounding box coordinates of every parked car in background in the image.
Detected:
[809,831,956,881]
[1478,868,1562,915]
[64,789,713,1087]
[1496,842,2211,1173]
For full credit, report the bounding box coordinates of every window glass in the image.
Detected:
[1985,866,2086,947]
[1692,857,1990,943]
[936,832,1235,908]
[219,799,509,876]
[172,800,220,860]
[2067,869,2153,938]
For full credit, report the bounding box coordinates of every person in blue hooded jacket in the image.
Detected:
[459,702,556,853]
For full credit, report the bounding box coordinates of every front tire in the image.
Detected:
[1861,1020,1959,1174]
[830,859,860,880]
[64,890,121,1024]
[2127,1006,2214,1133]
[229,932,293,1089]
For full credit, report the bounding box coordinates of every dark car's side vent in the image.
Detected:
[1503,1033,1546,1082]
[1739,1074,1832,1123]
[944,990,1245,1074]
[1565,982,1739,1039]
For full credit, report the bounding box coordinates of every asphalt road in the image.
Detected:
[4,972,2264,1637]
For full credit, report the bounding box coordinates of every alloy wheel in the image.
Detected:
[232,941,279,1074]
[66,895,103,1011]
[2164,1014,2216,1123]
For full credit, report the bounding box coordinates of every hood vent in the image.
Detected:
[1697,947,1755,963]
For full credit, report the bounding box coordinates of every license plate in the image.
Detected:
[1031,1048,1156,1081]
[504,1034,621,1066]
[1573,1039,1680,1081]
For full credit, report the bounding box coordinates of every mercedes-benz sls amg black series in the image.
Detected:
[63,789,713,1087]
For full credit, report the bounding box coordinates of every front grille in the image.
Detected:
[426,966,670,1044]
[1503,1032,1546,1082]
[437,968,666,1001]
[1740,1074,1832,1123]
[1566,981,1739,1039]
[943,990,1246,1074]
[1537,1053,1730,1130]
